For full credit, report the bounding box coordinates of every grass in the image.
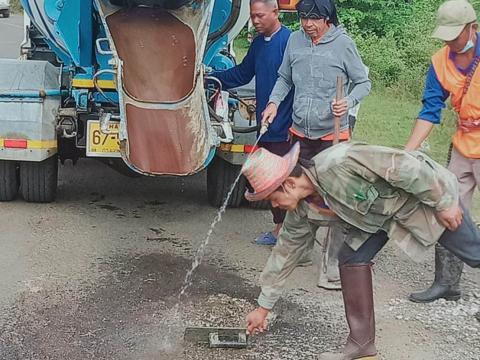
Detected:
[353,91,456,164]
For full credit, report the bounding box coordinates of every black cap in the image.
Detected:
[296,0,339,25]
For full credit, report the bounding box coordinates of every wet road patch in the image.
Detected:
[0,254,342,359]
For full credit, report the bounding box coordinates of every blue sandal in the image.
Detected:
[255,232,277,246]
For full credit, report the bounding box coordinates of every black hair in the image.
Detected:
[273,163,305,193]
[289,163,304,178]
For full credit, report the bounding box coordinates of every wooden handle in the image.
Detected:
[333,76,344,145]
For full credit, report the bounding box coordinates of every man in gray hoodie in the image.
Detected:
[261,0,371,290]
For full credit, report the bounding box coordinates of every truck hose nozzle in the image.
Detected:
[259,123,269,136]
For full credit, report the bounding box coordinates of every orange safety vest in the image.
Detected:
[431,46,480,158]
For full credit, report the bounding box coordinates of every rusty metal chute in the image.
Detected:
[100,2,214,175]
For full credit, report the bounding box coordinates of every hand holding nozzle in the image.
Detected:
[260,122,269,135]
[260,103,278,136]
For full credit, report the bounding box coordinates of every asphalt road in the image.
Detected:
[0,11,479,360]
[0,11,286,359]
[0,13,23,59]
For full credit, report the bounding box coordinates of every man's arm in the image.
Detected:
[404,119,435,151]
[405,65,449,150]
[257,203,315,309]
[211,43,256,89]
[247,203,315,334]
[268,37,294,107]
[343,40,371,109]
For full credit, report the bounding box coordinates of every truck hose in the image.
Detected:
[208,105,259,133]
[232,124,261,133]
[93,69,117,104]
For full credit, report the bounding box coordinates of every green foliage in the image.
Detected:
[335,0,433,96]
[354,33,406,85]
[10,0,22,12]
[279,12,300,31]
[337,0,414,37]
[233,36,249,61]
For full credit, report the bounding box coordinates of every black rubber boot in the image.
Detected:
[409,244,463,303]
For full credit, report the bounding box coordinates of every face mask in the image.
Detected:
[457,39,474,54]
[457,25,475,54]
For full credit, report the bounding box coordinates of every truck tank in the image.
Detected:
[0,0,259,205]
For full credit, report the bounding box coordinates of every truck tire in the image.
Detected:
[3,10,10,18]
[207,156,246,208]
[0,160,19,201]
[20,155,58,203]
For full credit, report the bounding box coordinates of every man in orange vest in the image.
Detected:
[406,0,480,310]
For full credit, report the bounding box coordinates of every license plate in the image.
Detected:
[86,121,121,157]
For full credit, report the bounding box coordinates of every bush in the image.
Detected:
[337,0,414,38]
[354,33,406,86]
[10,0,22,12]
[340,0,438,97]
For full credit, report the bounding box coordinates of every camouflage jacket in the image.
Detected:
[257,142,459,310]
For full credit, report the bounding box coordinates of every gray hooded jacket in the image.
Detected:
[269,25,371,139]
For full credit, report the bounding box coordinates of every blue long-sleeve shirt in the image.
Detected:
[418,33,480,123]
[212,26,294,142]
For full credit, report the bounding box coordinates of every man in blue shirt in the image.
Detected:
[212,0,294,245]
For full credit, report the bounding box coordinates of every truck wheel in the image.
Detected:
[3,10,10,18]
[0,160,19,201]
[207,156,246,208]
[20,155,58,203]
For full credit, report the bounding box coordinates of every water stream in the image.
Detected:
[178,134,264,298]
[159,134,264,354]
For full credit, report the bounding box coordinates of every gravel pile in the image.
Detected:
[387,292,480,359]
[183,291,346,360]
[185,293,255,328]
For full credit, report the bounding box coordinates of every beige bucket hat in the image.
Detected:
[432,0,477,41]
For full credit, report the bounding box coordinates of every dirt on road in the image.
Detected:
[0,160,479,360]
